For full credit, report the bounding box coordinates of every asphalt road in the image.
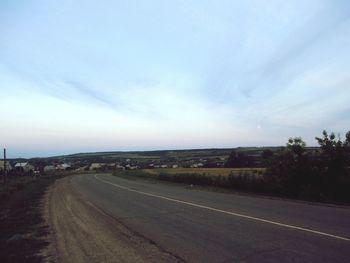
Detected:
[71,173,350,262]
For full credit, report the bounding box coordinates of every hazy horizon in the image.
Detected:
[5,145,294,159]
[1,0,350,158]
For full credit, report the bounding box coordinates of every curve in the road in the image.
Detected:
[94,174,350,242]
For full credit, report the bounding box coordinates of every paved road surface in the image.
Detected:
[47,173,350,262]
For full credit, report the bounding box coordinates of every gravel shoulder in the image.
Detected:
[43,175,181,263]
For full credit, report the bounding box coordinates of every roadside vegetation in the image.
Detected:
[142,167,265,177]
[0,174,63,263]
[114,167,265,189]
[114,130,350,204]
[0,176,38,200]
[264,130,350,202]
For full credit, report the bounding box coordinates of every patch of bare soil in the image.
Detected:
[43,176,181,263]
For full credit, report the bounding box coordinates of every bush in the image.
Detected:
[113,130,350,204]
[265,131,350,203]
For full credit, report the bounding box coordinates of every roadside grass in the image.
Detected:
[112,168,350,205]
[0,174,63,263]
[113,170,158,181]
[142,167,265,177]
[0,176,39,200]
[113,168,268,194]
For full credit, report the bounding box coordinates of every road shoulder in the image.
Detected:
[43,175,182,263]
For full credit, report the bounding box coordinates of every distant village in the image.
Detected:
[0,157,229,176]
[0,147,288,176]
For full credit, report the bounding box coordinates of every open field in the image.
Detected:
[142,167,266,177]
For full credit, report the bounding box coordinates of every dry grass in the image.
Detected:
[142,167,266,177]
[0,176,38,197]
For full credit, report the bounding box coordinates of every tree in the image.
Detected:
[345,131,350,165]
[316,130,342,154]
[343,131,350,150]
[263,130,350,202]
[225,151,253,168]
[315,130,347,169]
[262,149,273,159]
[313,130,350,201]
[265,137,312,197]
[287,137,306,157]
[261,149,274,167]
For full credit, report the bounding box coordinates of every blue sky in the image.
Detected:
[1,0,350,158]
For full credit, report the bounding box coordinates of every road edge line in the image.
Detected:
[94,174,350,242]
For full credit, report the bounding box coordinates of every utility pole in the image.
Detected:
[3,148,7,185]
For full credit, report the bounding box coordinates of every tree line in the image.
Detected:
[226,130,350,203]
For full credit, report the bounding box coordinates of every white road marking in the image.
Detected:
[94,174,350,242]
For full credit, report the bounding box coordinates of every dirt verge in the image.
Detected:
[43,175,182,263]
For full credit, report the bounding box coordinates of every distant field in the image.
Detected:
[142,168,266,177]
[62,148,234,162]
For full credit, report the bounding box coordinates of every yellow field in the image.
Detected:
[142,167,265,176]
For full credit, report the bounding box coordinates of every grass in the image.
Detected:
[113,168,267,193]
[0,174,63,263]
[0,176,38,200]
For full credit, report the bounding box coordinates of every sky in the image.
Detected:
[1,0,350,158]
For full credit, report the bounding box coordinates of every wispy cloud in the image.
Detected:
[64,80,119,108]
[1,0,350,156]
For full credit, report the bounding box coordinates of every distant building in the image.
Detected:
[115,164,125,170]
[107,163,116,168]
[125,164,138,170]
[57,163,71,170]
[190,163,204,168]
[0,160,12,172]
[75,165,89,171]
[89,163,104,170]
[44,165,56,172]
[14,162,34,173]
